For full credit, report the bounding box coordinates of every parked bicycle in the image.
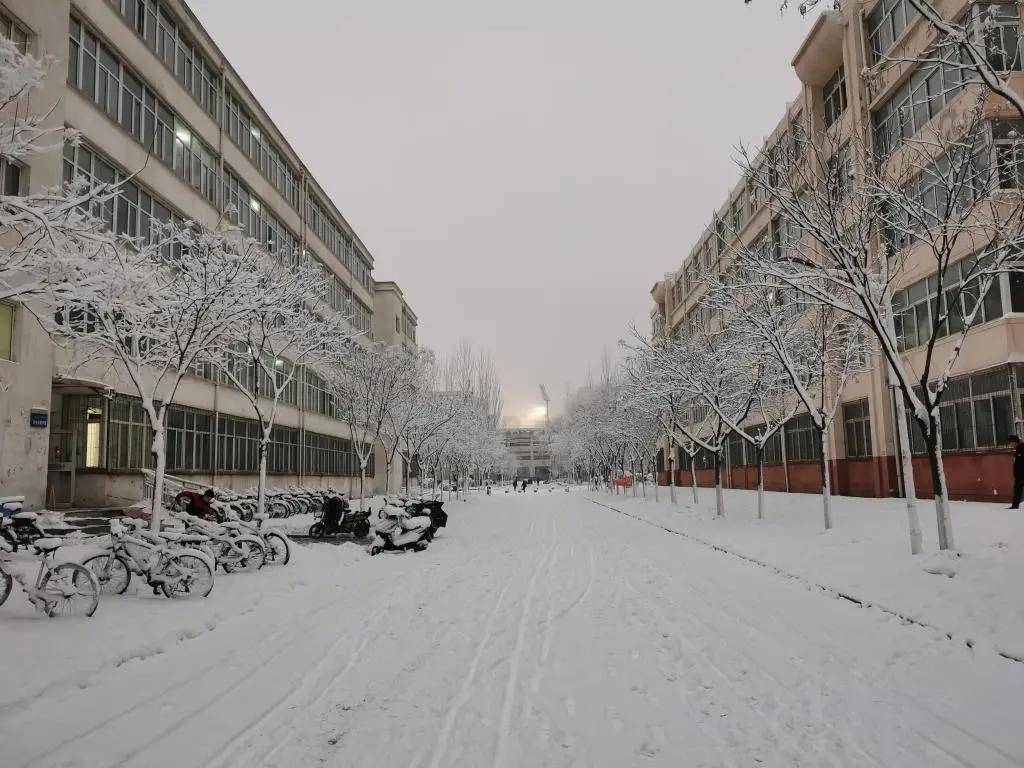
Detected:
[82,519,215,598]
[0,538,100,617]
[0,495,46,552]
[171,512,266,573]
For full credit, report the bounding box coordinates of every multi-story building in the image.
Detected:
[372,281,418,349]
[503,427,551,481]
[0,0,409,508]
[650,1,1024,503]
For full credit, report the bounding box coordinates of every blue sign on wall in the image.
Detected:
[29,410,48,428]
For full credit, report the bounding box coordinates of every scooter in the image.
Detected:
[368,502,432,555]
[0,496,45,552]
[404,497,447,536]
[308,495,372,539]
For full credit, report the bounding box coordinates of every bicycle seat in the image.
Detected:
[33,538,63,552]
[254,513,270,522]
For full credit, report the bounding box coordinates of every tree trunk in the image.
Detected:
[819,426,833,531]
[257,438,269,518]
[886,307,924,554]
[668,459,677,505]
[756,444,765,521]
[714,450,725,518]
[149,422,167,531]
[690,452,699,504]
[359,466,366,513]
[924,411,955,551]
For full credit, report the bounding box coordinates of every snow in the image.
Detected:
[605,486,1024,662]
[2,489,1023,767]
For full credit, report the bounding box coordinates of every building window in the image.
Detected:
[827,143,852,201]
[0,157,22,196]
[872,58,964,159]
[976,3,1022,73]
[217,415,259,472]
[67,17,219,207]
[868,0,919,61]
[268,425,298,474]
[823,66,847,128]
[223,88,300,209]
[907,368,1015,453]
[63,142,184,251]
[785,413,822,462]
[0,10,29,52]
[993,120,1024,189]
[0,301,13,360]
[166,406,213,472]
[893,254,1006,352]
[843,400,873,458]
[107,0,220,120]
[107,397,153,471]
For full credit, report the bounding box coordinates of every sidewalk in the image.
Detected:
[588,487,1024,662]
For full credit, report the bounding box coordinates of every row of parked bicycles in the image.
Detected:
[209,487,337,522]
[0,490,296,619]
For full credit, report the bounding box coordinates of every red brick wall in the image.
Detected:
[910,451,1013,502]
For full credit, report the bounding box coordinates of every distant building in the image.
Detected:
[502,427,551,480]
[372,281,418,349]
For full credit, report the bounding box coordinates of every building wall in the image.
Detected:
[649,1,1024,505]
[0,0,408,507]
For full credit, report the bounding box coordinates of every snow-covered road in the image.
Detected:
[2,490,1023,767]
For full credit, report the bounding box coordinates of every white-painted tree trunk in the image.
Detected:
[819,429,832,531]
[886,313,923,555]
[690,453,699,504]
[756,448,765,521]
[257,438,269,518]
[149,423,167,532]
[926,411,955,551]
[714,453,725,518]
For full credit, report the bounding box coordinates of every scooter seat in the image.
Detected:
[0,495,25,504]
[11,510,36,521]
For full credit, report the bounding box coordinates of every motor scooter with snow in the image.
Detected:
[368,502,432,555]
[308,494,372,539]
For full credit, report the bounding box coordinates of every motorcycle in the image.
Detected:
[308,495,372,539]
[368,502,433,555]
[0,496,46,552]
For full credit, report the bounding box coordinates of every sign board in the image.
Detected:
[29,409,48,429]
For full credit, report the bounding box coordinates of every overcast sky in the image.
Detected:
[189,0,818,427]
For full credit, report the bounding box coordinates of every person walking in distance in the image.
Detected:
[1009,435,1024,509]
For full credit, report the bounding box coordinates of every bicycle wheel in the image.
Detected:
[221,537,265,573]
[264,532,291,566]
[39,563,100,618]
[160,553,214,598]
[82,553,132,595]
[0,567,11,607]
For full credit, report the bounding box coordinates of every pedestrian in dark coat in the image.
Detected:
[1009,435,1024,509]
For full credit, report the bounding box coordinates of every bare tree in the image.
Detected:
[45,222,265,529]
[740,95,1024,551]
[213,252,355,517]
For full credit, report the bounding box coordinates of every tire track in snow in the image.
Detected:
[492,523,559,768]
[20,584,372,768]
[427,578,514,768]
